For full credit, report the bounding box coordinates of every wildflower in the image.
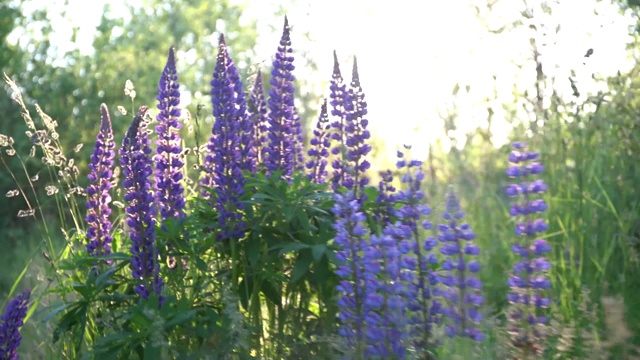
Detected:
[201,34,252,240]
[333,192,406,358]
[264,16,303,179]
[155,46,186,222]
[0,289,30,359]
[248,68,269,164]
[386,152,439,352]
[306,99,331,183]
[85,104,116,257]
[330,55,371,198]
[329,51,348,191]
[437,191,484,341]
[120,107,164,302]
[372,169,396,226]
[505,141,551,356]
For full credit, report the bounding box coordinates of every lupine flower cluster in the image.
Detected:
[436,191,484,341]
[201,34,254,240]
[333,152,445,358]
[305,99,331,183]
[120,106,164,302]
[388,153,440,350]
[154,46,186,222]
[329,53,371,198]
[264,16,303,179]
[0,289,30,360]
[85,104,116,258]
[249,69,269,164]
[505,141,551,355]
[333,192,407,358]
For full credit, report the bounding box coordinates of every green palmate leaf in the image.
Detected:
[291,253,313,284]
[311,244,326,263]
[274,242,310,255]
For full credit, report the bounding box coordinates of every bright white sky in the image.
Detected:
[9,0,638,165]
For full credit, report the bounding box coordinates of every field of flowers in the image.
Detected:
[0,16,638,360]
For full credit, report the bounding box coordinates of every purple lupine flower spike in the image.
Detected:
[330,55,371,199]
[329,51,348,191]
[505,141,551,356]
[120,107,164,303]
[343,57,371,195]
[306,99,330,183]
[334,191,409,358]
[249,68,269,165]
[86,104,116,258]
[0,289,30,360]
[437,191,484,341]
[373,170,396,226]
[201,34,252,240]
[155,46,185,222]
[386,151,439,354]
[264,16,302,179]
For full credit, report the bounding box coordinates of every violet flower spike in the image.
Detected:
[505,141,551,356]
[249,68,269,165]
[387,152,440,353]
[330,55,371,199]
[264,16,302,179]
[329,51,349,191]
[85,104,116,258]
[120,107,164,303]
[155,46,186,222]
[201,34,252,240]
[437,191,484,341]
[333,192,407,358]
[306,99,331,183]
[0,289,30,360]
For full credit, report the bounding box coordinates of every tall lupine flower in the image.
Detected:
[388,151,440,353]
[0,289,30,360]
[333,192,407,358]
[330,55,371,198]
[305,99,330,183]
[264,16,303,179]
[505,141,551,356]
[201,34,253,240]
[342,57,371,194]
[155,46,185,222]
[249,69,269,164]
[120,107,164,302]
[86,104,116,258]
[372,169,396,226]
[329,51,348,191]
[437,191,484,341]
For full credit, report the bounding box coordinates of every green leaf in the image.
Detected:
[311,244,326,263]
[290,253,312,284]
[261,280,281,306]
